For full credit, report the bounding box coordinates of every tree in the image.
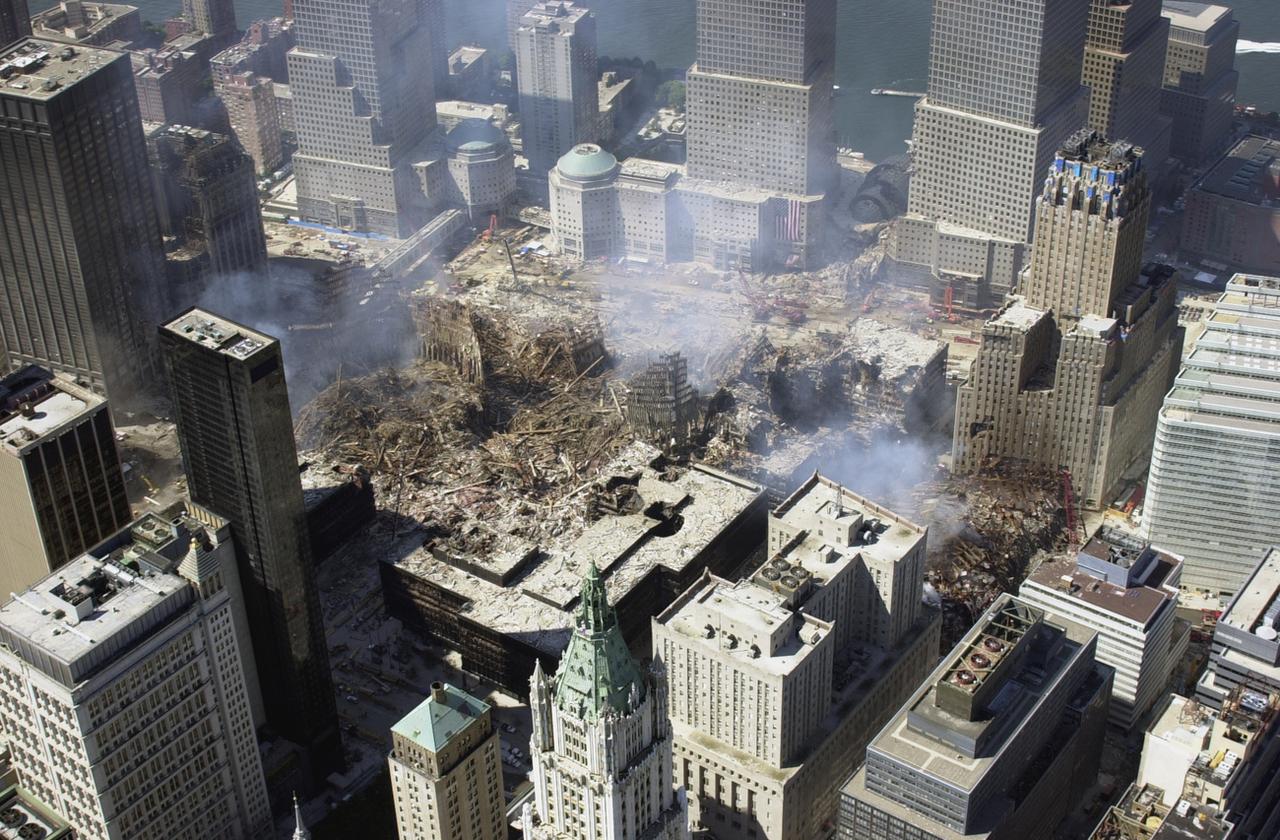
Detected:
[656,80,686,112]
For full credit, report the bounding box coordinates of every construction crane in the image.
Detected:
[502,238,519,285]
[480,213,498,241]
[943,286,958,322]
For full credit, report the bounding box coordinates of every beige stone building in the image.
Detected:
[653,475,940,839]
[216,71,283,175]
[388,683,505,840]
[953,131,1183,509]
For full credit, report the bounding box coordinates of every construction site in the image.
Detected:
[288,219,1075,654]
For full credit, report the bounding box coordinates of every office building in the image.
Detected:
[150,125,268,301]
[522,563,689,840]
[29,1,142,48]
[1144,274,1280,595]
[0,0,28,47]
[1197,547,1280,709]
[160,309,341,780]
[0,785,71,840]
[443,119,518,222]
[514,2,598,180]
[381,440,765,697]
[1181,136,1280,276]
[0,367,130,601]
[1138,689,1280,839]
[389,683,505,840]
[0,505,273,840]
[953,133,1183,510]
[1082,0,1172,181]
[0,41,166,401]
[653,476,941,839]
[288,0,438,235]
[891,0,1091,308]
[446,45,489,101]
[1160,2,1238,166]
[1019,532,1186,729]
[183,0,235,46]
[839,594,1112,840]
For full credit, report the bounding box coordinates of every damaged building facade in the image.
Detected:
[380,443,767,696]
[953,132,1183,510]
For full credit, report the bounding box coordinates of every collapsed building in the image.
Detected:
[379,442,766,696]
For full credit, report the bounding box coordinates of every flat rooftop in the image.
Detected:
[1195,136,1280,205]
[0,785,72,840]
[1162,1,1233,34]
[1221,547,1280,635]
[1026,545,1179,627]
[989,297,1048,330]
[0,40,127,100]
[0,367,103,457]
[163,308,278,361]
[387,442,763,655]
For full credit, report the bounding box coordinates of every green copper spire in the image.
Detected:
[553,562,645,721]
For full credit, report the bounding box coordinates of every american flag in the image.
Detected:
[775,199,803,243]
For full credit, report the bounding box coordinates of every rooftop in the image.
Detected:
[0,366,104,457]
[1194,135,1280,206]
[391,683,489,753]
[385,442,763,656]
[1025,536,1181,627]
[0,785,72,840]
[0,40,125,100]
[989,297,1049,330]
[556,143,618,181]
[1220,547,1280,638]
[162,308,278,361]
[1162,1,1233,34]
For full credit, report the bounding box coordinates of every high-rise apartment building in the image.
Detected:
[0,366,130,600]
[1144,274,1280,596]
[1160,1,1238,166]
[506,0,537,50]
[953,132,1183,509]
[1019,532,1187,729]
[389,682,505,840]
[0,504,272,840]
[216,72,284,174]
[150,125,269,299]
[0,41,165,401]
[653,476,940,839]
[1082,0,1172,180]
[159,309,342,780]
[183,0,236,46]
[892,0,1091,309]
[130,32,217,127]
[0,0,29,47]
[288,0,438,235]
[515,2,598,181]
[839,595,1113,840]
[523,563,689,840]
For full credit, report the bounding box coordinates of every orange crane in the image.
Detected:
[480,213,498,241]
[861,286,877,314]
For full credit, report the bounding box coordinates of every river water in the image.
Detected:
[30,0,1280,163]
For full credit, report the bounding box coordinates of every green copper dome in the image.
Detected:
[446,118,507,153]
[556,144,618,181]
[553,562,645,721]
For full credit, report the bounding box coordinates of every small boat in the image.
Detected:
[871,88,883,95]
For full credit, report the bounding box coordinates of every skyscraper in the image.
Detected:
[389,683,505,840]
[953,133,1183,510]
[150,125,269,297]
[1081,0,1172,180]
[523,563,689,840]
[653,476,940,839]
[1143,274,1280,596]
[183,0,237,46]
[684,0,834,198]
[0,41,166,401]
[288,0,438,235]
[0,0,30,47]
[1160,1,1238,166]
[0,366,131,600]
[159,309,342,781]
[892,0,1091,309]
[0,504,272,840]
[514,1,598,181]
[838,595,1112,840]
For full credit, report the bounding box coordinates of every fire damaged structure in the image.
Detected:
[380,443,766,696]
